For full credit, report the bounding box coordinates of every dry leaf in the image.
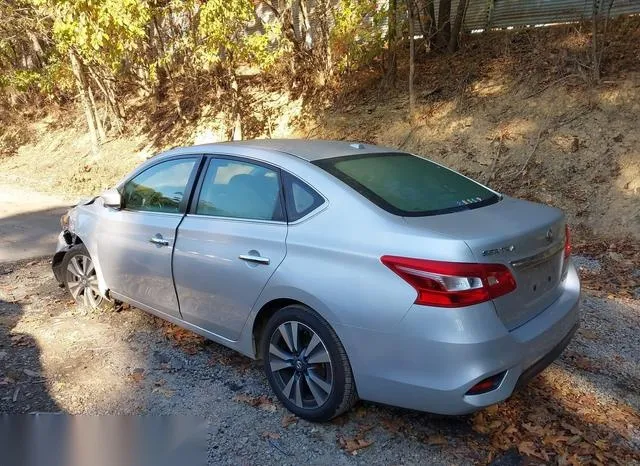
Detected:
[233,394,277,412]
[426,434,448,446]
[561,422,584,436]
[130,369,144,383]
[338,437,374,454]
[593,439,609,451]
[517,440,548,460]
[380,417,405,434]
[261,431,281,440]
[163,324,205,354]
[281,414,297,428]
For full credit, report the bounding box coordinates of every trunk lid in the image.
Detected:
[402,196,566,330]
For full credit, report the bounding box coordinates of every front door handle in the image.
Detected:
[239,254,270,265]
[149,235,170,247]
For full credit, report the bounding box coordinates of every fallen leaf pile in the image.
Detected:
[233,393,278,413]
[470,367,640,464]
[161,323,205,355]
[573,236,639,299]
[208,351,254,373]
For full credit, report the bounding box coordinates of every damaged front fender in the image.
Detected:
[51,230,81,285]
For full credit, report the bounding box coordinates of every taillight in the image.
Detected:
[564,224,572,259]
[380,256,517,308]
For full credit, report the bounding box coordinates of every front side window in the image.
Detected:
[123,158,196,213]
[314,153,499,216]
[196,158,284,221]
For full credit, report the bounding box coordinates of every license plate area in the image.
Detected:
[518,254,561,298]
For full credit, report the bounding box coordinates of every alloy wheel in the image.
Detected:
[65,254,102,309]
[268,321,333,409]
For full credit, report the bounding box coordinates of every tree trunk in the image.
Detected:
[27,32,44,68]
[69,49,100,155]
[230,71,243,141]
[87,85,106,141]
[591,0,616,83]
[426,0,436,41]
[319,0,333,77]
[436,0,451,51]
[415,0,436,50]
[448,0,469,53]
[86,65,125,132]
[408,0,415,114]
[385,0,398,86]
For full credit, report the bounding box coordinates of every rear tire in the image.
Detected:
[62,244,112,311]
[261,304,358,422]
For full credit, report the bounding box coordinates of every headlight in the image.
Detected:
[60,212,70,230]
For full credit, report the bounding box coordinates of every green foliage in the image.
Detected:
[1,0,388,109]
[331,0,388,73]
[37,0,151,72]
[191,0,286,71]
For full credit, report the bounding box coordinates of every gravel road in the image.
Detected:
[0,184,71,262]
[1,258,638,465]
[0,184,638,464]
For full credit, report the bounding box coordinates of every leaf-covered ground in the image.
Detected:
[1,258,638,465]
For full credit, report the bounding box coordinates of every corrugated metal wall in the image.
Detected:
[285,0,640,48]
[437,0,640,31]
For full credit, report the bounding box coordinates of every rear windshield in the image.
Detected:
[314,152,500,216]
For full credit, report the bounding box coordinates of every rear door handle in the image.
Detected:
[239,254,270,265]
[149,236,170,247]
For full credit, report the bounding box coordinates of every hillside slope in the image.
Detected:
[1,21,638,248]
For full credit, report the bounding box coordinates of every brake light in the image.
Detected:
[564,224,572,259]
[380,256,517,308]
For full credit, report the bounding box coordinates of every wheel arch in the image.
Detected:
[252,298,303,360]
[249,288,341,360]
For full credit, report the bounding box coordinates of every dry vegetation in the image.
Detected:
[1,18,638,296]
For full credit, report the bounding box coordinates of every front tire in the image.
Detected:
[62,244,111,311]
[261,304,358,421]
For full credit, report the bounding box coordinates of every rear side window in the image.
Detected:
[314,153,499,216]
[196,158,284,221]
[123,158,196,213]
[283,173,324,222]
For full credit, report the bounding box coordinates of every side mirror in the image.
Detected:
[101,188,122,209]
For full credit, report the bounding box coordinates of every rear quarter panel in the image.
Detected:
[244,174,479,350]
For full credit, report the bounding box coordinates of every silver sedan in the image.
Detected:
[52,140,580,421]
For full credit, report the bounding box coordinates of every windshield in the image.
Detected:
[314,152,500,216]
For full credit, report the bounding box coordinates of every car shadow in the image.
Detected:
[0,260,61,413]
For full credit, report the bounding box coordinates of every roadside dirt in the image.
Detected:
[1,258,638,465]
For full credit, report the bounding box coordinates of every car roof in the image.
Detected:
[161,139,400,162]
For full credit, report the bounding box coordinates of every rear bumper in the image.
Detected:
[514,321,577,391]
[337,262,580,415]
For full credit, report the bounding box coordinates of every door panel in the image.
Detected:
[173,156,287,340]
[173,216,287,340]
[97,211,183,317]
[96,157,199,318]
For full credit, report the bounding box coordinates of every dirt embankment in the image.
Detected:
[0,17,638,294]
